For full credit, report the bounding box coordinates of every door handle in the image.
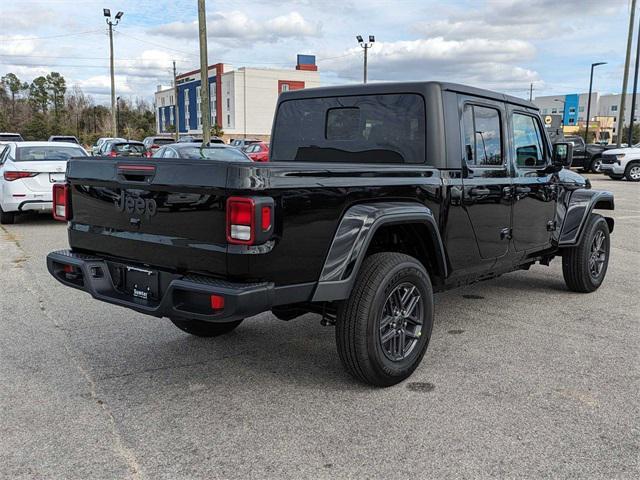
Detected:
[515,186,531,194]
[469,187,490,197]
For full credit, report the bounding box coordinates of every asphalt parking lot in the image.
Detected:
[1,173,638,479]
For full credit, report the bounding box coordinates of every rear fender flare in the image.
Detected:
[312,202,447,302]
[558,189,614,246]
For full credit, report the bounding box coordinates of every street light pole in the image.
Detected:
[357,35,375,84]
[104,8,123,138]
[629,16,640,146]
[585,62,606,144]
[618,0,637,146]
[197,0,211,145]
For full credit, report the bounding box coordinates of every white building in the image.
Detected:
[534,92,640,138]
[155,55,321,140]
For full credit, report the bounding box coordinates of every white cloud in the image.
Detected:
[0,36,38,56]
[148,10,321,44]
[324,38,540,90]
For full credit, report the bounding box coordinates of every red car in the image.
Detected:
[243,141,269,162]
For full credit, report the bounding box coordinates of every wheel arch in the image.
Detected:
[312,202,448,302]
[559,189,614,246]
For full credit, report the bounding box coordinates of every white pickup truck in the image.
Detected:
[600,146,640,182]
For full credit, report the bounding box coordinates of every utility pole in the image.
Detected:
[357,35,375,84]
[197,0,211,145]
[104,9,123,138]
[629,16,640,146]
[243,69,247,139]
[585,62,607,144]
[529,83,533,102]
[173,60,180,141]
[618,0,636,146]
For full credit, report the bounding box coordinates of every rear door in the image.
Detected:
[508,109,557,252]
[460,96,512,260]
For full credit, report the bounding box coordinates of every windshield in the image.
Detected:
[154,138,174,145]
[16,146,87,161]
[51,137,78,143]
[113,143,146,154]
[179,147,249,161]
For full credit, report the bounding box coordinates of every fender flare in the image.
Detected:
[558,189,614,246]
[312,202,447,302]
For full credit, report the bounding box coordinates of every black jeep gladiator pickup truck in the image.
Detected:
[47,82,614,387]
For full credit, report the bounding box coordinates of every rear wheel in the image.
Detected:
[562,214,610,293]
[624,163,640,182]
[336,252,434,387]
[170,317,243,337]
[0,207,15,225]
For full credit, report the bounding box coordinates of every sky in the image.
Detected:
[0,0,634,105]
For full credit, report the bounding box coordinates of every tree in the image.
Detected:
[29,76,49,113]
[46,72,66,120]
[1,73,28,116]
[621,124,640,145]
[211,123,224,137]
[22,112,50,140]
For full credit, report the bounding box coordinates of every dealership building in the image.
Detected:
[154,55,320,140]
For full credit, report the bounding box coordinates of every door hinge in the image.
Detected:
[546,220,557,232]
[500,227,512,240]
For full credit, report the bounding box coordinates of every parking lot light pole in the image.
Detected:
[585,62,606,144]
[554,98,566,125]
[357,35,375,84]
[628,18,640,146]
[197,0,211,145]
[104,8,123,138]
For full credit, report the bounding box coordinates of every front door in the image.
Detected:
[460,98,512,260]
[509,109,557,252]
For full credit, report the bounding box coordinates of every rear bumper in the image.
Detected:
[46,250,275,322]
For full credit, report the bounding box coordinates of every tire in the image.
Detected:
[589,156,603,173]
[607,174,624,180]
[562,214,610,293]
[0,207,15,225]
[624,163,640,182]
[170,317,243,337]
[336,252,434,387]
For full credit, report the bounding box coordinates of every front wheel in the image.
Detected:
[625,163,640,182]
[589,156,603,173]
[170,317,243,337]
[336,252,434,387]
[562,214,610,293]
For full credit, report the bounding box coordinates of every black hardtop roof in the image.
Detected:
[279,81,537,110]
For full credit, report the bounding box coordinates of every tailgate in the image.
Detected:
[67,157,230,276]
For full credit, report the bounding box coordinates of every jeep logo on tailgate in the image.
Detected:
[115,191,157,218]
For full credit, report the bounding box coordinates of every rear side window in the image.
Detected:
[512,113,546,168]
[462,105,503,166]
[272,94,426,164]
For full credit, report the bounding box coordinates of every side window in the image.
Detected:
[462,104,503,167]
[512,113,546,168]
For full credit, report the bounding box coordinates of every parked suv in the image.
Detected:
[600,145,640,181]
[0,132,24,143]
[47,82,614,387]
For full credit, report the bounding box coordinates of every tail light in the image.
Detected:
[144,150,152,158]
[210,294,225,310]
[4,171,37,181]
[109,150,117,157]
[53,183,71,221]
[226,196,274,245]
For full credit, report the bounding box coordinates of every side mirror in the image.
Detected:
[553,142,573,168]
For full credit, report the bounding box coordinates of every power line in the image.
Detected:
[0,29,104,42]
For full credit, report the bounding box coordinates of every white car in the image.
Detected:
[0,141,88,224]
[600,146,640,182]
